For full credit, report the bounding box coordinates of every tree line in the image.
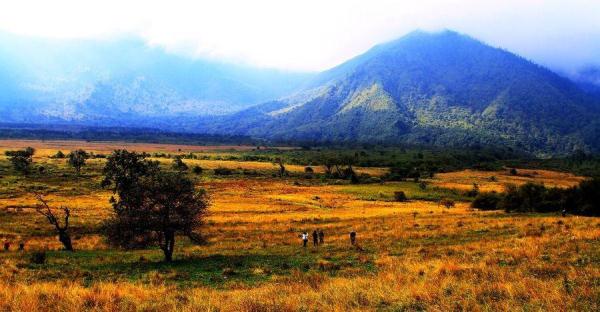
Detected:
[472,179,599,216]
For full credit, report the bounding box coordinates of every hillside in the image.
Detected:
[199,31,600,154]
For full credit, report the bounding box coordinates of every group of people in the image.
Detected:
[300,230,357,247]
[300,229,325,247]
[2,241,25,251]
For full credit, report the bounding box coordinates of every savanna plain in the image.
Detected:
[0,140,598,311]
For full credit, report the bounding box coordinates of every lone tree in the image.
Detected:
[5,147,35,175]
[102,150,208,262]
[67,149,89,175]
[33,193,73,251]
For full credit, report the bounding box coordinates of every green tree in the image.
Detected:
[102,150,208,262]
[67,149,89,175]
[5,147,35,175]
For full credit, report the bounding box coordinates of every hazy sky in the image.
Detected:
[1,0,599,72]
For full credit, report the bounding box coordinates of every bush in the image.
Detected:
[440,199,455,209]
[394,191,408,202]
[192,165,203,175]
[214,167,234,175]
[172,157,188,172]
[30,251,46,264]
[52,151,65,159]
[304,166,314,173]
[465,183,480,197]
[472,192,502,210]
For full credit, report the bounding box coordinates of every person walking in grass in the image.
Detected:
[312,230,319,246]
[301,232,308,248]
[350,230,356,245]
[319,229,324,244]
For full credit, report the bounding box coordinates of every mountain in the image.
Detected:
[198,30,600,154]
[571,66,600,95]
[0,32,314,126]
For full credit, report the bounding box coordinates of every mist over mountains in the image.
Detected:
[0,32,313,124]
[1,30,599,154]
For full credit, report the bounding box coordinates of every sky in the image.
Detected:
[0,0,599,73]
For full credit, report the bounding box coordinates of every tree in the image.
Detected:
[172,156,189,172]
[67,149,89,175]
[5,147,35,174]
[102,150,208,262]
[101,150,159,195]
[33,193,73,251]
[274,157,286,177]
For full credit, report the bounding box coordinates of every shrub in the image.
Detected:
[214,167,233,175]
[472,192,502,210]
[30,251,46,264]
[394,191,408,202]
[440,198,455,209]
[304,166,314,173]
[192,165,203,175]
[52,150,65,159]
[465,183,480,197]
[172,156,189,172]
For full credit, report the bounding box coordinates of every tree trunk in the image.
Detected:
[58,230,73,251]
[163,230,175,262]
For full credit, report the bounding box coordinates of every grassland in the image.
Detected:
[0,140,598,311]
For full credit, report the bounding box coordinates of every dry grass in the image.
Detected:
[431,168,586,192]
[0,139,290,156]
[0,141,597,311]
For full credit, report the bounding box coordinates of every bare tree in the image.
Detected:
[33,193,74,251]
[274,157,286,177]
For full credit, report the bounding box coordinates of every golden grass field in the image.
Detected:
[0,141,598,311]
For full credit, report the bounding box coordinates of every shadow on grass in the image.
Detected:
[24,250,328,287]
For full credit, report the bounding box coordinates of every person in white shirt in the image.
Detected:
[301,232,308,247]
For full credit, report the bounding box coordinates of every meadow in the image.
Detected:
[0,140,598,311]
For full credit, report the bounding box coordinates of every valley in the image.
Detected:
[0,140,598,311]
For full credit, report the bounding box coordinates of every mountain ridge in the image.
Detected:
[196,30,600,155]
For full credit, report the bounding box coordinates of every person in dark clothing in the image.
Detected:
[18,242,25,251]
[350,231,356,245]
[319,229,324,244]
[312,230,319,246]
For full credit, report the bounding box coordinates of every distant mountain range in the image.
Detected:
[1,30,599,154]
[197,31,600,154]
[0,32,314,125]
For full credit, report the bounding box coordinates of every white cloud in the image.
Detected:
[0,0,598,71]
